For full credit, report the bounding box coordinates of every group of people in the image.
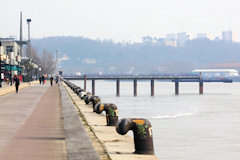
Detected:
[39,75,46,85]
[39,75,57,86]
[4,74,59,94]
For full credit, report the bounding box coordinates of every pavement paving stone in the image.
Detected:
[0,84,67,160]
[60,84,100,160]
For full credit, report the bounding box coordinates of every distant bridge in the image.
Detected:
[63,75,200,80]
[63,75,231,96]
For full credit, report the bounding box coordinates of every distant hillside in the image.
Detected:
[31,36,240,74]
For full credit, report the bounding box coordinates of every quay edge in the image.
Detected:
[61,81,159,160]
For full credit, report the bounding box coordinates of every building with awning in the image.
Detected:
[0,38,26,77]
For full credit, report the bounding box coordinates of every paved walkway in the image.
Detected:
[0,82,11,88]
[0,84,67,160]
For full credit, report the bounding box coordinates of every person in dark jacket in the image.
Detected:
[14,75,20,93]
[42,75,45,85]
[50,76,53,86]
[39,76,42,84]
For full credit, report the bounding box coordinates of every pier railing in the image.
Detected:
[64,75,202,96]
[64,75,232,96]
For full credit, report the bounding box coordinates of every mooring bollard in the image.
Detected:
[84,94,93,104]
[79,92,91,99]
[116,118,154,155]
[74,87,81,94]
[89,96,101,111]
[77,89,85,95]
[95,103,118,126]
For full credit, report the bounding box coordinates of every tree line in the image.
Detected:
[23,46,56,77]
[31,36,240,74]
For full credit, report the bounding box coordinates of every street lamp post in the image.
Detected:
[27,18,32,81]
[27,18,31,58]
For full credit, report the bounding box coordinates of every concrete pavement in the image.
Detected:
[60,84,101,160]
[0,84,67,160]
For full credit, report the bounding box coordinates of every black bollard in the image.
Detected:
[89,96,101,111]
[79,92,87,99]
[84,95,93,104]
[74,87,81,94]
[116,118,154,155]
[80,92,91,99]
[95,103,118,126]
[77,89,85,96]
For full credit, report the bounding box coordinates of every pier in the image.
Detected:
[64,75,201,95]
[64,75,231,96]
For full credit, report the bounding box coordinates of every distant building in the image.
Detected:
[156,38,165,46]
[176,32,189,47]
[75,72,81,76]
[164,33,177,47]
[196,33,207,39]
[192,69,238,77]
[222,29,232,42]
[232,31,239,42]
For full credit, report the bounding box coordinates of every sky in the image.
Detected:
[1,0,240,42]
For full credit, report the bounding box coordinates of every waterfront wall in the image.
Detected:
[61,81,159,160]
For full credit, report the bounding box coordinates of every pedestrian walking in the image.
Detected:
[14,75,20,93]
[42,75,45,85]
[50,76,53,86]
[39,76,42,84]
[55,76,58,84]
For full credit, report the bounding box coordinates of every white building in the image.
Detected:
[192,69,239,77]
[164,33,177,47]
[177,32,189,47]
[222,29,232,42]
[196,33,207,39]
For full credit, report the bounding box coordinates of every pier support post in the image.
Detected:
[134,79,137,96]
[116,79,120,96]
[151,79,154,96]
[175,81,179,95]
[92,79,95,95]
[199,81,203,94]
[84,75,87,91]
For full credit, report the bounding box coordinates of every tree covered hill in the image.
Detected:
[31,36,240,74]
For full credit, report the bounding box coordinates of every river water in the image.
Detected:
[71,80,240,160]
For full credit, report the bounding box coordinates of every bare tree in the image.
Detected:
[23,47,56,79]
[30,47,41,65]
[39,49,56,75]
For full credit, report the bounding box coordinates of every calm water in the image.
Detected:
[71,80,240,160]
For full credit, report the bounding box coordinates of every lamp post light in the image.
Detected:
[27,18,31,58]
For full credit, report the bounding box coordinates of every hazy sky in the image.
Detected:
[1,0,240,42]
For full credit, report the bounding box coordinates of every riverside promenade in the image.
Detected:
[0,81,102,160]
[0,81,159,160]
[0,84,68,160]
